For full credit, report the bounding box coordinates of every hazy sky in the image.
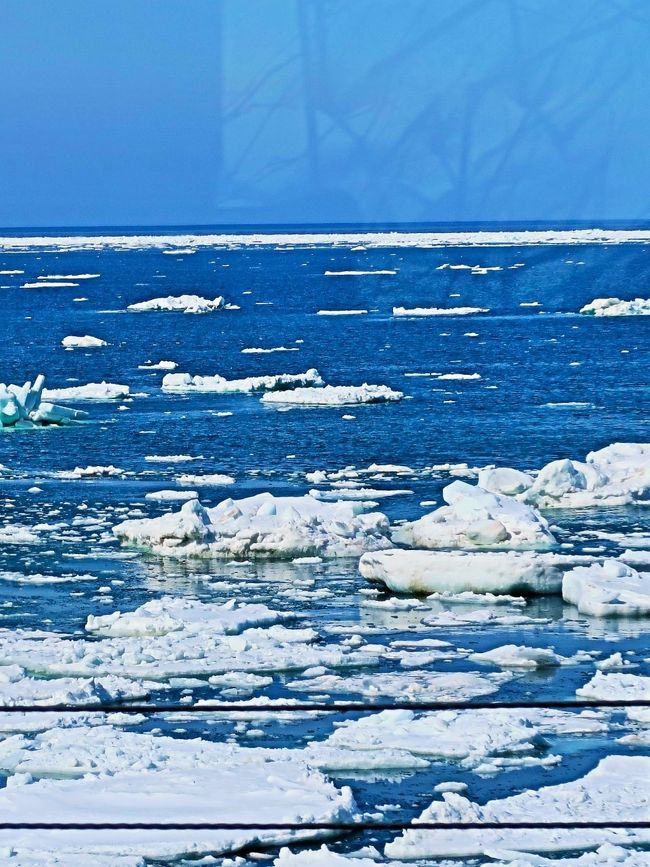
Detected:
[2,0,650,227]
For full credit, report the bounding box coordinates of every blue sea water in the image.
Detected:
[1,225,649,862]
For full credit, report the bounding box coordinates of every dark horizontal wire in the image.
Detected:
[0,821,649,831]
[0,699,648,713]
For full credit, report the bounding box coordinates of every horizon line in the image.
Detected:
[3,218,650,234]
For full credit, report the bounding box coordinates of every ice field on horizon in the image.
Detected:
[1,226,650,865]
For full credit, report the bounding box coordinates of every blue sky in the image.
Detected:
[2,0,650,227]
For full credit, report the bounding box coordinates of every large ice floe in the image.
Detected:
[162,368,323,393]
[563,560,650,616]
[480,443,650,508]
[127,293,226,313]
[1,375,87,429]
[112,493,392,559]
[384,755,650,860]
[42,381,130,401]
[393,481,556,550]
[360,550,583,596]
[0,735,356,861]
[580,297,650,316]
[261,384,404,406]
[275,845,650,866]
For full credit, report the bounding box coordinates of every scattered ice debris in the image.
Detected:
[491,845,650,867]
[58,464,125,478]
[144,490,199,502]
[22,281,79,288]
[0,571,97,585]
[127,294,226,313]
[241,346,299,353]
[384,755,650,859]
[481,443,650,508]
[176,472,235,486]
[393,306,489,316]
[42,382,130,401]
[324,269,397,275]
[262,384,403,406]
[42,273,99,279]
[113,493,392,559]
[6,228,650,252]
[61,335,107,348]
[316,309,369,315]
[563,560,650,617]
[163,368,323,393]
[0,596,375,681]
[310,707,604,774]
[162,247,196,254]
[0,666,148,706]
[1,374,87,429]
[392,481,556,550]
[289,670,512,702]
[274,846,405,865]
[144,453,202,463]
[0,269,24,274]
[435,372,481,380]
[359,550,579,595]
[137,360,177,370]
[580,297,650,316]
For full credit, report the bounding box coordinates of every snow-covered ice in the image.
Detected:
[127,294,226,313]
[580,297,650,316]
[262,384,404,406]
[393,306,490,316]
[42,381,130,401]
[482,443,650,508]
[0,746,356,861]
[393,481,556,550]
[0,596,377,682]
[162,368,323,393]
[563,560,650,616]
[385,755,650,859]
[61,335,107,348]
[113,493,392,559]
[359,550,570,595]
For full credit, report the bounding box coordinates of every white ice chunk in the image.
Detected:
[162,368,323,393]
[42,381,129,401]
[360,549,571,595]
[393,481,555,550]
[563,559,650,616]
[486,443,650,508]
[385,755,650,859]
[127,294,225,313]
[580,297,650,316]
[262,384,403,406]
[61,335,107,347]
[112,493,392,559]
[393,306,489,316]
